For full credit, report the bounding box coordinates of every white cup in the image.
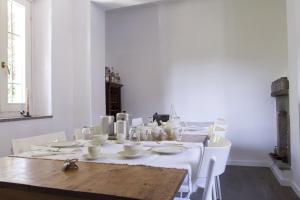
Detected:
[88,145,101,158]
[92,134,108,145]
[123,143,142,154]
[117,133,126,144]
[100,116,110,135]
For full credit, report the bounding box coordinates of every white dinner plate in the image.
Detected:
[118,150,149,159]
[151,146,188,155]
[184,126,208,132]
[50,141,81,148]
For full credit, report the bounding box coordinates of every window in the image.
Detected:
[0,0,31,113]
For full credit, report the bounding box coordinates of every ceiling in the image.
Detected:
[92,0,165,10]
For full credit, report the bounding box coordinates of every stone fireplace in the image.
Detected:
[270,77,290,169]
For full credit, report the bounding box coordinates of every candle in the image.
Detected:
[25,88,30,114]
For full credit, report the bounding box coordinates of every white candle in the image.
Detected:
[25,88,30,114]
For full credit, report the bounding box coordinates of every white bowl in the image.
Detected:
[123,143,142,154]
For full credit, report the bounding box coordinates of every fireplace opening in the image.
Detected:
[269,77,291,170]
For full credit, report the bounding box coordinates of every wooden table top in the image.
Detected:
[0,157,187,200]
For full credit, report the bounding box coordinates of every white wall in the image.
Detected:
[106,0,288,165]
[31,0,52,116]
[90,3,106,125]
[287,0,300,196]
[0,0,106,156]
[71,0,92,128]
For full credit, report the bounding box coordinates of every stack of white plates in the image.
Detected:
[118,150,149,159]
[151,146,188,155]
[50,141,82,148]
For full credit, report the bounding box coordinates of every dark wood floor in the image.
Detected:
[191,166,299,200]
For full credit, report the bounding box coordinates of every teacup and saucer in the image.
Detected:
[83,145,101,160]
[118,143,148,159]
[91,134,108,146]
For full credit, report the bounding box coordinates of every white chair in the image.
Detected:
[212,118,228,138]
[177,136,232,200]
[202,157,217,200]
[174,157,217,200]
[196,136,232,200]
[12,132,67,154]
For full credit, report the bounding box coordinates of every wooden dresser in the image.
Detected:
[106,82,123,117]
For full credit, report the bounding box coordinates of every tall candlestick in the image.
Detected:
[25,88,30,114]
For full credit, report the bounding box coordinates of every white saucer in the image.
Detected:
[83,153,101,160]
[151,146,188,155]
[118,150,149,159]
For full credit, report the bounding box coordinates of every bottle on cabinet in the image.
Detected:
[105,67,110,82]
[105,66,121,84]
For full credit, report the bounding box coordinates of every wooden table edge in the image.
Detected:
[0,157,188,200]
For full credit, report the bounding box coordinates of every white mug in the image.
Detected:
[116,133,125,144]
[88,145,101,158]
[92,134,108,145]
[123,143,142,154]
[99,116,110,135]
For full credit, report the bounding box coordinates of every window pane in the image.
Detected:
[8,83,24,103]
[7,0,26,104]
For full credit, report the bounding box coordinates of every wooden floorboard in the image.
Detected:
[191,166,299,200]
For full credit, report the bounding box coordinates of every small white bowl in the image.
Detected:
[123,143,142,154]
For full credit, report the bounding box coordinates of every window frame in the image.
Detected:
[0,0,32,113]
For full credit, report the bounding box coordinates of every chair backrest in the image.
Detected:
[12,132,66,154]
[202,157,216,200]
[212,118,228,138]
[197,136,232,178]
[213,130,227,138]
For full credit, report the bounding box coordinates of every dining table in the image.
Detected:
[0,157,186,200]
[0,128,209,200]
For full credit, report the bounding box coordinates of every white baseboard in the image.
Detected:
[291,181,300,198]
[270,163,292,186]
[228,159,272,167]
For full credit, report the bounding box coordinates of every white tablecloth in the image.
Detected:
[10,141,203,196]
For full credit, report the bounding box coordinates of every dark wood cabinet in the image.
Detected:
[106,82,123,117]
